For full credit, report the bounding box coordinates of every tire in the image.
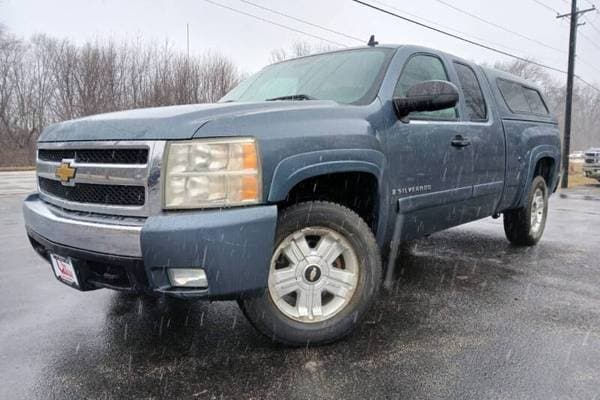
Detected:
[503,176,549,246]
[239,201,382,346]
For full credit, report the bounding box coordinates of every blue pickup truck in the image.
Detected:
[23,44,561,345]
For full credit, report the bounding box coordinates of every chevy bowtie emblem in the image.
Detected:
[55,161,76,183]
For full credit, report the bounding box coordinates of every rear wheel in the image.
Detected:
[503,176,548,246]
[239,201,382,346]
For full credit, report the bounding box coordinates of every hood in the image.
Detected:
[38,101,341,142]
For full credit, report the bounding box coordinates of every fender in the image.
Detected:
[516,144,560,207]
[268,148,389,243]
[268,149,386,201]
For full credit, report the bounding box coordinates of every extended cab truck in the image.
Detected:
[23,44,561,346]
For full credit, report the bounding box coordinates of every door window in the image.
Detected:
[454,62,487,121]
[394,54,457,120]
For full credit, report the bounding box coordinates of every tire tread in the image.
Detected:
[240,200,382,346]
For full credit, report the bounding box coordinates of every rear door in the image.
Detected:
[451,61,505,217]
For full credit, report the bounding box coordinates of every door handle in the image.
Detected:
[451,135,471,147]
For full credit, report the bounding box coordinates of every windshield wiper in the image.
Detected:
[266,94,319,101]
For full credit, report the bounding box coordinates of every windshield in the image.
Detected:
[220,48,395,105]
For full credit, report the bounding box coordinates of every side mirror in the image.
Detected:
[393,80,459,120]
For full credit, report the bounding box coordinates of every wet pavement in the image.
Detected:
[0,170,36,196]
[560,183,600,201]
[1,184,600,399]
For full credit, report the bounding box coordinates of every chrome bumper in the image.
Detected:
[583,165,600,178]
[23,194,143,257]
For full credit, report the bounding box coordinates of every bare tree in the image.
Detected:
[0,31,24,149]
[1,29,598,167]
[493,60,553,88]
[270,41,336,63]
[198,51,240,103]
[0,31,243,166]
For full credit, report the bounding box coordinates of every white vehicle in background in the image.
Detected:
[583,148,600,182]
[569,151,585,162]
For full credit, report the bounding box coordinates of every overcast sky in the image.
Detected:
[2,0,600,84]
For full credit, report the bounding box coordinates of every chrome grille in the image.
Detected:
[585,152,600,164]
[38,148,148,164]
[38,177,145,206]
[36,141,165,217]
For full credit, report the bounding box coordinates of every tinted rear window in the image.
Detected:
[497,79,549,115]
[454,62,487,121]
[523,87,549,114]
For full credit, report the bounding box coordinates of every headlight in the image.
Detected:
[163,138,261,209]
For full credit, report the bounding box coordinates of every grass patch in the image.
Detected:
[568,162,597,188]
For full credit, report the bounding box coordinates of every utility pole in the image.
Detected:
[557,0,595,188]
[186,23,190,60]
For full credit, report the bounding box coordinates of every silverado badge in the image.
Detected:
[55,161,76,184]
[392,185,432,196]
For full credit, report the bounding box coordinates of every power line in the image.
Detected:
[546,2,600,54]
[560,0,599,11]
[533,2,600,75]
[579,35,600,63]
[236,0,364,43]
[583,18,600,35]
[535,0,600,81]
[575,74,600,92]
[557,0,600,40]
[350,0,568,74]
[575,53,600,76]
[200,0,349,47]
[351,0,600,93]
[379,0,600,76]
[579,30,600,51]
[582,0,598,8]
[575,0,600,36]
[431,0,566,54]
[531,0,561,14]
[240,0,600,76]
[559,0,600,20]
[370,0,541,56]
[204,0,599,93]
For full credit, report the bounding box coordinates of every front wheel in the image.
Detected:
[239,201,382,346]
[503,176,549,246]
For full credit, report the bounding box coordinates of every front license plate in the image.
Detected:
[50,254,79,287]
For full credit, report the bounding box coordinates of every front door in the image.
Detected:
[385,53,474,240]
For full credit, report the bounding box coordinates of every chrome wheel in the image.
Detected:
[267,227,359,323]
[530,188,545,234]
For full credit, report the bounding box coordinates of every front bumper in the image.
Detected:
[583,165,600,179]
[23,194,144,257]
[23,194,277,299]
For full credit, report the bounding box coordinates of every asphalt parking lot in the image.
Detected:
[1,172,600,400]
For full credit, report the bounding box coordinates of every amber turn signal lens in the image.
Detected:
[241,175,259,200]
[242,142,258,169]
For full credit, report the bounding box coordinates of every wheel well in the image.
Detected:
[534,157,555,185]
[279,172,379,231]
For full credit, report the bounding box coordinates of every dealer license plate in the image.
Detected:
[50,254,79,287]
